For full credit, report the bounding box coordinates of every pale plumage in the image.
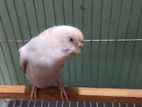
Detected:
[19,25,84,99]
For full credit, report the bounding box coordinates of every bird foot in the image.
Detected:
[58,85,69,101]
[31,86,38,99]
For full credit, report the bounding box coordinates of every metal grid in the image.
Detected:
[0,0,142,87]
[7,99,142,107]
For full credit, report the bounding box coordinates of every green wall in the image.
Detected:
[0,0,142,88]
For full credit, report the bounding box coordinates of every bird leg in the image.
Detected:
[58,85,68,101]
[31,86,38,99]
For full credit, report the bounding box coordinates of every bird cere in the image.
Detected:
[18,25,84,100]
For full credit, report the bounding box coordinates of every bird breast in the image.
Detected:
[25,58,63,88]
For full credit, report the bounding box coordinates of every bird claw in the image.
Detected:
[31,86,38,100]
[58,85,69,101]
[31,85,68,101]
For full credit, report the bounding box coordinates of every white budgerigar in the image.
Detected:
[19,25,84,100]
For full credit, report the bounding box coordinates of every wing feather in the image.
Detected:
[19,50,28,73]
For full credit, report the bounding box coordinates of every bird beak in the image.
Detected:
[71,42,84,55]
[77,42,83,49]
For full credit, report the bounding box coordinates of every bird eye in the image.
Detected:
[69,37,74,42]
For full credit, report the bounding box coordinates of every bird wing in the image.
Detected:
[19,50,28,73]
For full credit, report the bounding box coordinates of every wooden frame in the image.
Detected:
[0,85,142,103]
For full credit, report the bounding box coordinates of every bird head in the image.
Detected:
[48,25,84,55]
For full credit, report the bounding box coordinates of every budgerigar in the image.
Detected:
[18,25,84,100]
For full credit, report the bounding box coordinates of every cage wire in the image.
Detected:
[0,0,142,106]
[0,99,140,107]
[6,99,142,107]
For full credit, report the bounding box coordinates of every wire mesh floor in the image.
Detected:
[8,99,142,107]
